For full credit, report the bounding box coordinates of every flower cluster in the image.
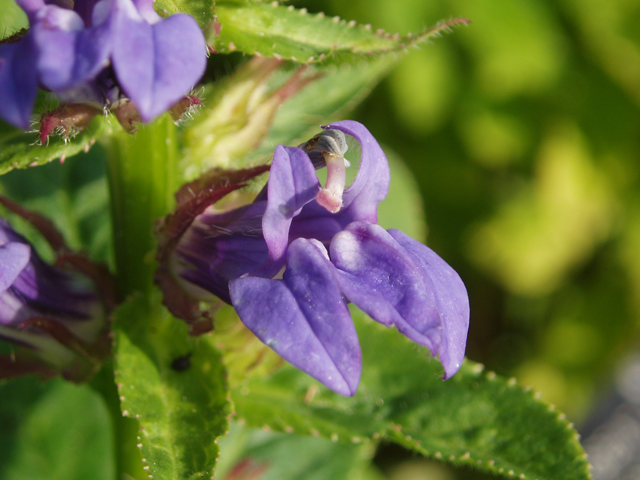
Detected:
[0,215,108,379]
[161,121,470,396]
[0,0,206,129]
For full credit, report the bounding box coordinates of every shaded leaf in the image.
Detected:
[231,310,591,480]
[216,423,380,480]
[0,147,112,265]
[113,292,231,480]
[0,378,114,480]
[223,57,395,171]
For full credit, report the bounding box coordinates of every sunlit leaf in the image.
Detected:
[155,0,215,29]
[210,2,468,63]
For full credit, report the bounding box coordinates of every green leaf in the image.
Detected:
[113,292,231,480]
[231,310,591,480]
[210,2,468,62]
[216,423,381,480]
[0,116,112,177]
[155,0,215,29]
[0,378,114,480]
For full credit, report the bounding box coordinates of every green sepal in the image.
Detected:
[210,2,468,63]
[0,116,111,176]
[112,291,231,480]
[231,312,591,480]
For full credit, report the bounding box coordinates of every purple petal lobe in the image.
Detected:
[34,5,112,92]
[111,0,206,121]
[331,222,456,372]
[259,145,320,276]
[388,229,469,378]
[175,202,270,303]
[326,120,390,221]
[16,0,45,17]
[131,0,161,24]
[290,120,390,242]
[0,243,31,293]
[230,239,361,396]
[0,39,38,128]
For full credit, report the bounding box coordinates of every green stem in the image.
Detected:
[102,115,179,298]
[99,115,180,479]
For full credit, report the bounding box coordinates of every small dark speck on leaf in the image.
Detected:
[171,353,192,372]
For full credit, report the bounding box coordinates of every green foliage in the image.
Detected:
[0,0,610,479]
[155,0,215,28]
[0,147,112,264]
[0,378,114,480]
[113,292,231,480]
[326,0,640,421]
[251,58,394,161]
[0,117,112,177]
[216,423,381,480]
[180,56,394,174]
[232,310,591,480]
[210,2,466,62]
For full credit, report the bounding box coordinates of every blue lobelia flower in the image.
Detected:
[0,216,108,379]
[165,121,470,396]
[0,0,206,128]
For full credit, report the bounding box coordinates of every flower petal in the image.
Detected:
[290,120,390,242]
[230,239,361,396]
[0,243,30,294]
[0,38,38,128]
[175,202,270,303]
[259,145,320,276]
[328,120,390,220]
[388,229,469,378]
[15,0,45,17]
[33,5,112,92]
[111,0,206,121]
[331,222,465,377]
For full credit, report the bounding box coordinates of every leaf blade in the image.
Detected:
[113,292,231,480]
[231,311,591,480]
[210,3,468,62]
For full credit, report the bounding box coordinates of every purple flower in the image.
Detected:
[0,0,206,128]
[0,216,107,378]
[165,121,469,396]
